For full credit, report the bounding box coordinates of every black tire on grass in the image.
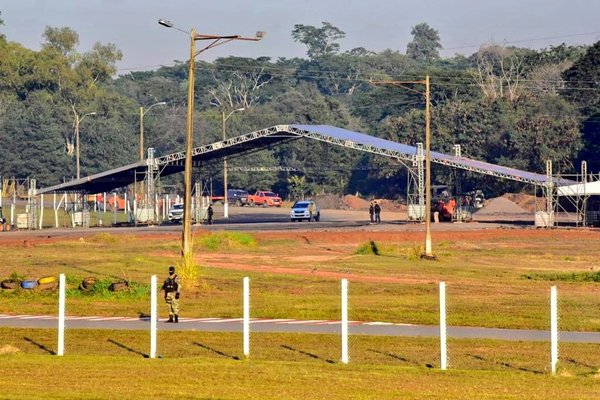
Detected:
[109,281,129,292]
[1,279,20,290]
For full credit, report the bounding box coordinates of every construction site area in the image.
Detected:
[0,124,598,233]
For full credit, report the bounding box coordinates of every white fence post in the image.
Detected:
[57,273,66,356]
[243,277,250,357]
[150,275,158,359]
[341,278,349,364]
[439,281,447,370]
[38,194,44,229]
[550,285,558,374]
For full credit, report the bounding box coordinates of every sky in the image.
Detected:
[1,0,600,75]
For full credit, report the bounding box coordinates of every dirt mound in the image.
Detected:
[502,192,538,212]
[343,194,370,210]
[314,194,344,210]
[315,194,407,211]
[377,199,407,212]
[477,196,529,215]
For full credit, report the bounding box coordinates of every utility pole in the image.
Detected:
[159,18,264,266]
[370,76,435,259]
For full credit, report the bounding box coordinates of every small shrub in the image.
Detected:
[66,277,149,299]
[407,244,423,261]
[355,240,379,255]
[8,271,25,281]
[87,233,118,244]
[196,232,256,251]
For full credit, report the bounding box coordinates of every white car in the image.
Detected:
[168,203,184,223]
[290,200,320,222]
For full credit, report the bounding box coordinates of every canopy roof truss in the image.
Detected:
[38,124,572,195]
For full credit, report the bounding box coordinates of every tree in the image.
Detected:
[562,41,600,171]
[406,23,442,62]
[208,57,273,109]
[562,41,600,116]
[288,175,309,200]
[42,26,79,57]
[292,22,345,59]
[471,44,528,102]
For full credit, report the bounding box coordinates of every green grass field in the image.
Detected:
[1,328,599,399]
[0,229,599,398]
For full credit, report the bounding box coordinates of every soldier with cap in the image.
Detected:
[162,266,181,323]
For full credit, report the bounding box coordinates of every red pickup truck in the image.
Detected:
[247,191,282,207]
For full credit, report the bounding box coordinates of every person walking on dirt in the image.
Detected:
[207,205,214,225]
[374,201,381,224]
[369,201,374,224]
[162,266,180,323]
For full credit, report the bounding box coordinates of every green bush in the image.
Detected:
[354,240,380,255]
[196,232,256,251]
[522,271,600,282]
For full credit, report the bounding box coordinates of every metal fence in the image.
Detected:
[44,274,600,376]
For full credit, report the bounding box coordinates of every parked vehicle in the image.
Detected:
[227,189,250,206]
[247,191,282,207]
[290,200,320,222]
[168,203,184,223]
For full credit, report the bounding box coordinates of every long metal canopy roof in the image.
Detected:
[37,124,569,195]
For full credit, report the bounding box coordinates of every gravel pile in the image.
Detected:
[476,196,529,215]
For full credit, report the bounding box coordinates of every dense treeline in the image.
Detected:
[0,14,598,199]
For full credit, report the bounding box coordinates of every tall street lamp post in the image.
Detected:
[158,18,264,264]
[140,101,167,161]
[222,107,245,218]
[73,107,96,180]
[370,75,435,259]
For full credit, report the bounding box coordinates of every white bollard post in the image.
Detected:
[53,193,59,228]
[39,194,44,230]
[439,281,447,370]
[57,273,66,356]
[150,275,157,359]
[550,285,558,374]
[133,199,137,225]
[341,278,349,364]
[243,277,250,357]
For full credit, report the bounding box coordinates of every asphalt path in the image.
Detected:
[1,314,599,343]
[0,205,531,241]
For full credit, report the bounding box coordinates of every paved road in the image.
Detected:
[1,314,599,343]
[0,207,530,242]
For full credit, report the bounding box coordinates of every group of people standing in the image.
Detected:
[369,200,382,224]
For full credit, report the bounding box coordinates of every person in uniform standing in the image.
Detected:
[207,204,214,225]
[374,201,381,224]
[162,266,181,323]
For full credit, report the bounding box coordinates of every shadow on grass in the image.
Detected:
[193,342,240,360]
[280,344,336,364]
[467,353,543,374]
[108,339,149,358]
[23,337,55,355]
[564,357,599,376]
[137,312,150,320]
[367,348,433,368]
